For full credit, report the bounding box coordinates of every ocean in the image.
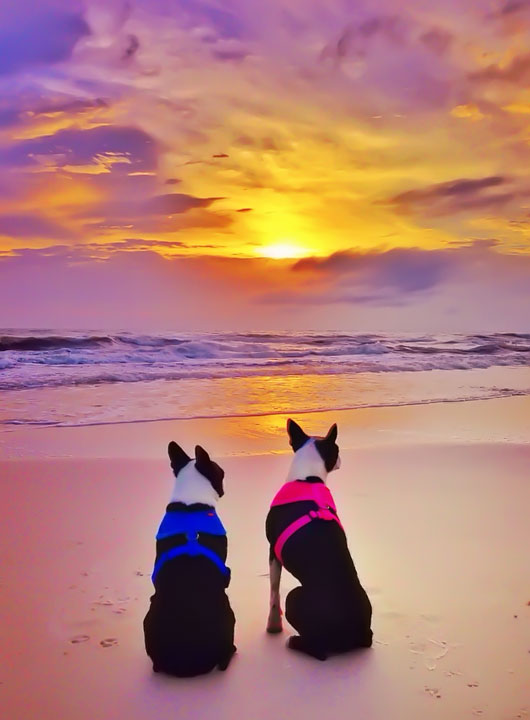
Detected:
[1,330,529,427]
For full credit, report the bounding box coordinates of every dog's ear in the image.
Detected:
[324,423,338,444]
[195,445,225,498]
[168,441,191,476]
[315,423,340,472]
[287,418,309,452]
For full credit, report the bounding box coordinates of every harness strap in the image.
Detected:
[274,508,342,565]
[152,534,230,583]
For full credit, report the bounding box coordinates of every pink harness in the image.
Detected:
[270,481,343,564]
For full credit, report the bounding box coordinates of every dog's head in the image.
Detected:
[168,441,225,499]
[286,419,341,481]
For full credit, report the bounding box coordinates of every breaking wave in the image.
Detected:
[0,330,529,391]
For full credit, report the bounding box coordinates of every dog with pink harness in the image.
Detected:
[265,419,373,660]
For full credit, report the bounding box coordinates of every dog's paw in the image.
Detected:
[288,635,327,661]
[266,612,283,634]
[266,606,283,634]
[266,621,283,634]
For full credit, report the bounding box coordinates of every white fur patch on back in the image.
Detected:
[169,461,219,506]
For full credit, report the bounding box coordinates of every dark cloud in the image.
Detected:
[420,28,453,55]
[0,6,89,76]
[236,208,252,212]
[236,135,254,146]
[385,176,516,216]
[33,98,108,117]
[0,96,110,140]
[3,238,184,261]
[358,16,406,42]
[256,242,526,308]
[0,108,20,129]
[496,0,530,16]
[0,125,157,172]
[80,193,227,234]
[165,178,180,185]
[122,34,140,60]
[143,193,220,215]
[119,238,184,249]
[0,214,74,240]
[0,96,107,133]
[212,153,229,158]
[319,15,452,111]
[322,15,407,63]
[291,247,452,303]
[393,176,504,201]
[176,1,244,40]
[234,135,285,152]
[213,47,249,62]
[198,5,244,39]
[470,53,530,84]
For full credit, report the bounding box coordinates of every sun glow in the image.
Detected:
[257,242,310,259]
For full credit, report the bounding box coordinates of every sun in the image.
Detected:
[257,241,310,259]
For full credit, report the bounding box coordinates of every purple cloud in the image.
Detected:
[384,176,516,216]
[82,193,220,221]
[323,15,407,63]
[252,241,529,310]
[291,247,452,303]
[187,1,245,40]
[122,34,140,60]
[0,4,89,76]
[0,214,74,240]
[470,53,530,83]
[212,47,249,62]
[420,28,453,55]
[78,191,227,234]
[0,108,20,129]
[495,0,530,16]
[0,96,108,135]
[143,194,221,215]
[0,125,157,172]
[1,238,184,261]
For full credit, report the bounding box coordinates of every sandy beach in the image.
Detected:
[1,396,529,720]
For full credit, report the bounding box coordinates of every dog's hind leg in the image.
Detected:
[285,587,329,660]
[266,556,283,633]
[287,635,328,661]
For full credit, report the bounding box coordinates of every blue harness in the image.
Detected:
[151,509,229,583]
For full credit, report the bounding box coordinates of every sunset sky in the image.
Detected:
[1,0,529,330]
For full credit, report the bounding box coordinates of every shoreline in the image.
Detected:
[2,364,529,431]
[1,395,529,461]
[2,386,530,430]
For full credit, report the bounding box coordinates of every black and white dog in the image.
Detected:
[143,442,236,677]
[265,419,373,660]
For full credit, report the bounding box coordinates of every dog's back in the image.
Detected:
[144,548,235,676]
[266,497,359,589]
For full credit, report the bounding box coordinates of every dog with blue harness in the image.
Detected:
[143,442,236,677]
